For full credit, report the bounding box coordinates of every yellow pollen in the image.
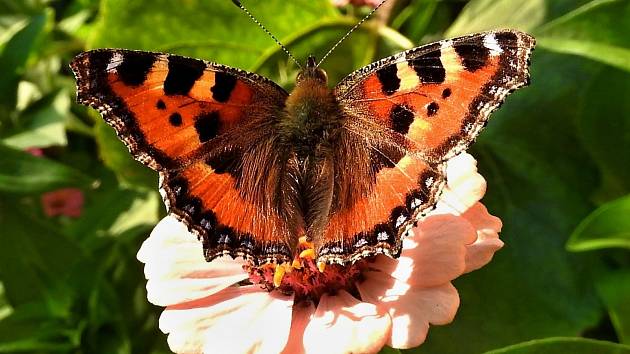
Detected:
[291,258,303,269]
[273,263,286,287]
[299,235,314,248]
[299,248,315,259]
[317,261,326,273]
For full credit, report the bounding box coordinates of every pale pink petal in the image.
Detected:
[462,202,504,272]
[434,153,486,216]
[41,188,84,218]
[160,286,293,354]
[357,272,459,349]
[281,302,316,354]
[371,214,476,287]
[303,290,391,354]
[25,147,44,156]
[137,216,248,306]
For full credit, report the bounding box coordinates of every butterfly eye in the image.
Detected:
[295,67,328,85]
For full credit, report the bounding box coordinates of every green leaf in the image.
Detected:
[596,272,630,344]
[0,10,49,113]
[66,185,160,246]
[537,38,630,72]
[482,337,630,354]
[536,0,630,72]
[446,0,548,35]
[0,143,92,193]
[90,0,338,69]
[0,283,12,322]
[0,198,85,307]
[446,0,591,36]
[254,19,412,87]
[567,194,630,251]
[93,119,157,189]
[575,65,630,199]
[392,0,439,41]
[2,90,69,149]
[0,15,28,50]
[0,303,80,352]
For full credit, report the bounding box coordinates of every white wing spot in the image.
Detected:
[483,34,503,55]
[395,214,408,228]
[107,52,124,71]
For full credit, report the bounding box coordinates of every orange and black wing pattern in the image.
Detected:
[320,30,535,262]
[71,50,293,263]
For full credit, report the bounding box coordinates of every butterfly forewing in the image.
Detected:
[335,30,535,162]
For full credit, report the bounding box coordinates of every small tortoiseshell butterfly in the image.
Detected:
[71,19,534,267]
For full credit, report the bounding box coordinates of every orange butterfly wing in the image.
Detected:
[318,30,535,262]
[71,50,294,263]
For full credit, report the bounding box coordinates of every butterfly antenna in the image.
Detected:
[317,0,389,67]
[232,0,302,69]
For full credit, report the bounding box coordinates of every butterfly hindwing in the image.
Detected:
[321,30,535,263]
[71,50,294,263]
[321,149,446,263]
[160,161,294,263]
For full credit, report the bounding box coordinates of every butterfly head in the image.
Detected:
[296,55,328,86]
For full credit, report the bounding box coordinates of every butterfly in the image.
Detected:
[71,29,535,267]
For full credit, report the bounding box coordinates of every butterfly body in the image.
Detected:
[71,30,535,266]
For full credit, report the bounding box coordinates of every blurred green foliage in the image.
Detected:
[0,0,629,353]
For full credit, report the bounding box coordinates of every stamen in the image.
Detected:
[300,248,315,259]
[273,263,286,287]
[299,235,313,248]
[246,239,372,301]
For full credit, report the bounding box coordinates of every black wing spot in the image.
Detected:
[205,148,242,175]
[442,88,451,99]
[408,48,445,84]
[370,144,405,175]
[494,32,518,45]
[390,104,415,134]
[194,111,221,143]
[211,71,237,103]
[376,65,400,95]
[156,99,166,110]
[116,52,157,86]
[427,102,439,117]
[164,56,205,96]
[169,112,183,126]
[453,42,490,72]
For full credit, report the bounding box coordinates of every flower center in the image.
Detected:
[244,237,370,302]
